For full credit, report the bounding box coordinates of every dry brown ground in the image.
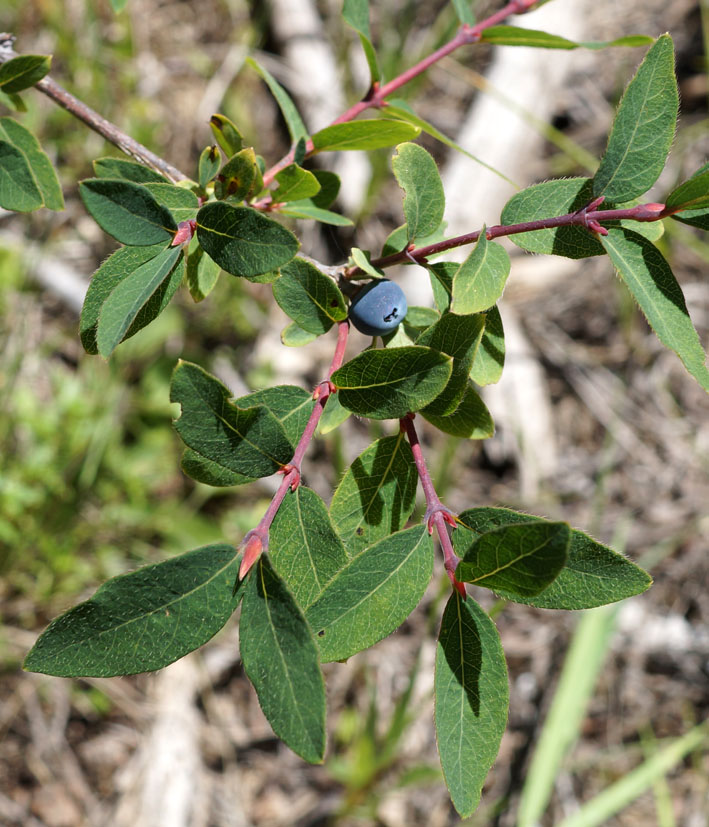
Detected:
[1,1,708,825]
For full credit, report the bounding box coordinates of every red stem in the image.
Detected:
[262,0,539,187]
[400,415,466,598]
[238,321,350,578]
[346,202,667,276]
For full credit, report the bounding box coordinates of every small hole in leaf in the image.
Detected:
[356,527,364,536]
[330,300,339,307]
[318,630,325,637]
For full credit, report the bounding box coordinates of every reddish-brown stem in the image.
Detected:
[345,202,668,276]
[262,0,540,187]
[238,320,350,578]
[0,34,187,183]
[400,415,466,598]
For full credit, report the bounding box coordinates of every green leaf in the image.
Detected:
[272,257,347,334]
[144,182,200,222]
[80,243,174,354]
[309,169,341,208]
[209,113,243,157]
[481,26,653,51]
[180,448,255,487]
[0,89,26,112]
[93,156,169,183]
[593,35,678,202]
[246,56,308,144]
[470,305,505,385]
[0,55,51,93]
[278,203,353,226]
[454,508,652,609]
[600,228,709,390]
[331,346,453,420]
[343,0,381,83]
[392,141,445,242]
[0,117,63,209]
[0,139,43,211]
[451,0,475,25]
[311,119,420,153]
[455,520,571,597]
[24,544,244,677]
[329,433,418,556]
[349,247,386,278]
[236,384,315,446]
[273,164,321,202]
[214,147,261,201]
[79,178,177,245]
[186,240,221,302]
[417,313,486,416]
[96,246,183,357]
[180,384,313,487]
[316,390,351,434]
[451,231,510,314]
[281,321,318,347]
[196,201,299,277]
[404,305,441,330]
[423,383,494,439]
[240,557,326,763]
[270,486,349,610]
[666,168,709,212]
[198,145,221,189]
[435,592,508,818]
[170,360,294,478]
[428,261,455,312]
[306,525,434,662]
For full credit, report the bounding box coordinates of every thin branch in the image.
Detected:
[400,414,466,597]
[261,0,541,186]
[0,33,188,183]
[238,320,350,579]
[346,201,667,276]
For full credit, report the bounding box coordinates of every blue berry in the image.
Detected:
[348,279,408,337]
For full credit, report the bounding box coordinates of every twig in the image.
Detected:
[261,0,541,186]
[0,33,187,183]
[400,414,466,597]
[238,320,350,578]
[345,201,667,276]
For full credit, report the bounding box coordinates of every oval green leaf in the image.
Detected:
[79,178,177,245]
[332,346,453,420]
[451,231,510,314]
[24,544,244,677]
[270,486,349,610]
[0,54,51,93]
[196,201,299,278]
[593,35,678,202]
[435,592,509,818]
[600,228,709,391]
[240,557,326,763]
[392,141,445,242]
[311,119,420,152]
[455,520,571,597]
[0,116,63,210]
[329,432,418,556]
[0,139,43,211]
[454,507,652,608]
[96,245,183,357]
[306,525,434,662]
[272,257,347,334]
[170,361,294,478]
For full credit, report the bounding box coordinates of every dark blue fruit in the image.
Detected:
[348,279,408,337]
